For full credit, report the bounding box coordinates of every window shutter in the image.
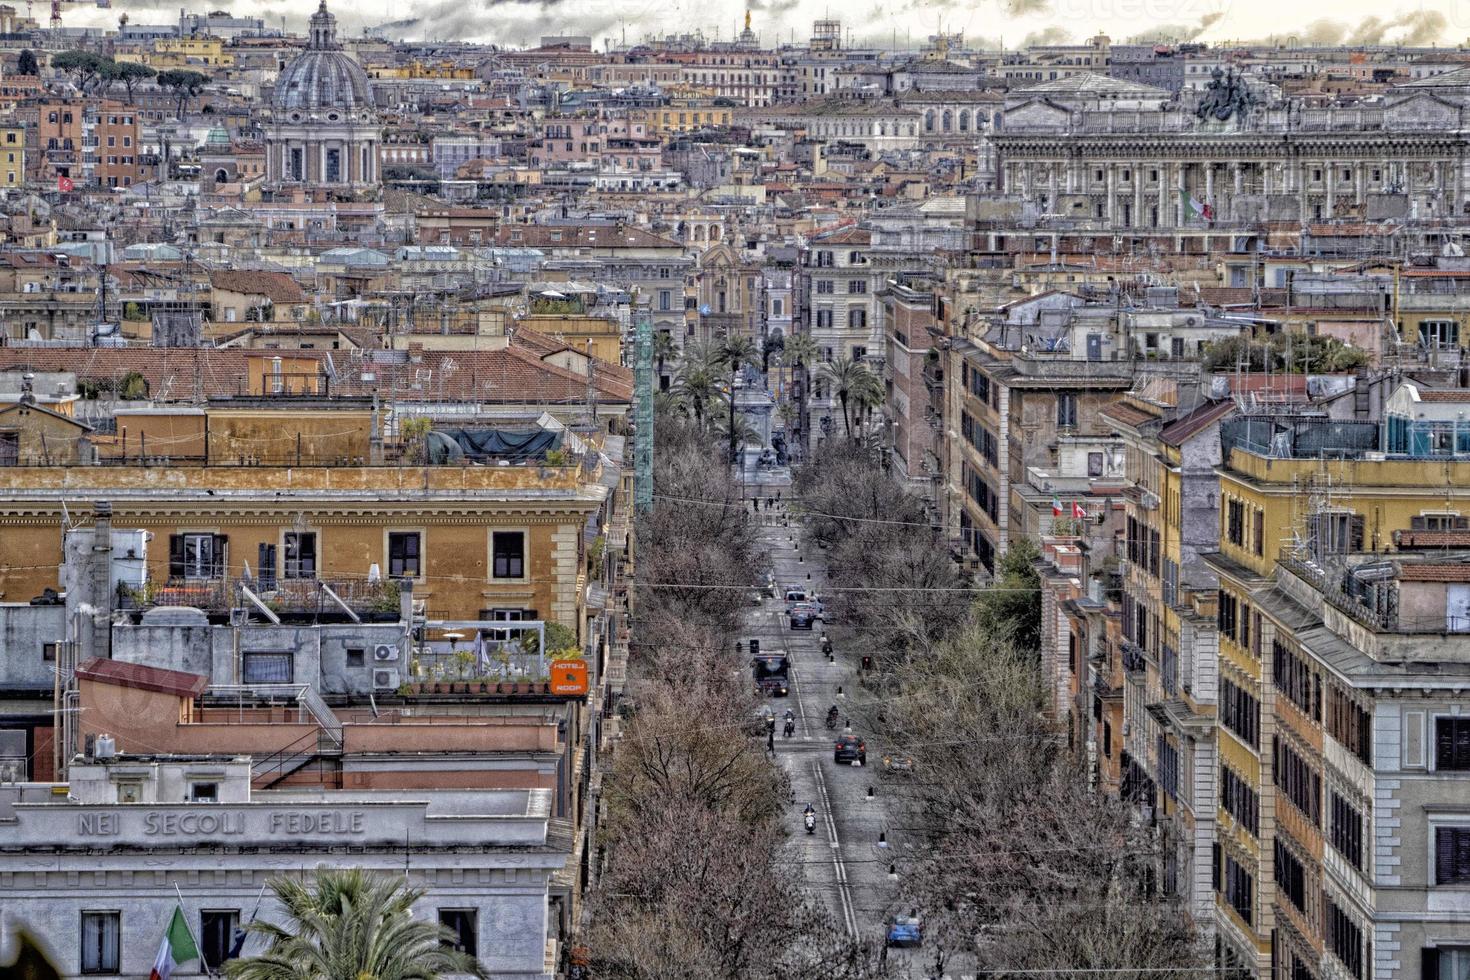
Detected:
[1422,948,1440,980]
[1350,515,1365,552]
[168,534,184,579]
[212,534,228,579]
[1436,828,1455,884]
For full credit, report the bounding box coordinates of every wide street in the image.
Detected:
[740,493,927,975]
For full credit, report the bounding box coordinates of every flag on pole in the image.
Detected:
[149,905,199,980]
[1051,497,1063,517]
[1072,501,1087,520]
[57,174,74,193]
[1179,189,1212,223]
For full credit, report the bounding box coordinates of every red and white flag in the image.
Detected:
[149,905,199,980]
[1072,501,1087,519]
[56,175,74,192]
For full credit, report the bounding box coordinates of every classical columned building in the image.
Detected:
[992,72,1470,229]
[264,1,381,195]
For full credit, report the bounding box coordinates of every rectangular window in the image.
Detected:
[1327,683,1372,765]
[1222,853,1253,925]
[847,279,866,294]
[242,652,293,684]
[1432,825,1470,892]
[1274,836,1307,912]
[1056,392,1077,428]
[169,533,226,580]
[1219,676,1259,749]
[1088,452,1103,477]
[816,279,834,294]
[1226,498,1245,547]
[1438,717,1470,770]
[283,531,317,579]
[1253,507,1264,555]
[1272,639,1320,720]
[1274,735,1322,825]
[1220,764,1259,836]
[43,642,58,662]
[188,781,219,802]
[1326,899,1363,980]
[1331,791,1364,870]
[388,531,421,578]
[1308,511,1364,559]
[848,308,866,329]
[438,909,478,957]
[491,531,525,579]
[80,912,121,974]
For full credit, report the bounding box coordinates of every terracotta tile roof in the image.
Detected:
[76,657,209,699]
[1393,530,1470,549]
[210,270,309,304]
[1099,400,1159,429]
[1160,400,1235,446]
[1410,390,1470,403]
[0,342,634,405]
[0,348,292,399]
[1397,563,1470,582]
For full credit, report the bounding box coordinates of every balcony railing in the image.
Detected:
[1121,640,1148,675]
[121,576,403,619]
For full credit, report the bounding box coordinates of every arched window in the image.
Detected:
[959,109,970,132]
[924,109,935,132]
[214,168,228,184]
[941,110,952,132]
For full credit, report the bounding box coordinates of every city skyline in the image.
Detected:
[68,0,1470,49]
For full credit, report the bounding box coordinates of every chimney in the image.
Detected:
[398,577,414,624]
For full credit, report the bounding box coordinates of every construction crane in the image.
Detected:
[39,0,110,31]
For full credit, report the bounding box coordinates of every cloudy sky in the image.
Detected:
[87,0,1470,50]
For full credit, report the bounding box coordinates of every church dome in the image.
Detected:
[272,1,374,113]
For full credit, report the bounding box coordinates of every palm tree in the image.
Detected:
[651,330,677,390]
[850,367,886,441]
[761,330,785,375]
[712,335,760,463]
[225,868,484,980]
[673,360,719,428]
[820,355,880,440]
[782,332,819,457]
[711,410,762,459]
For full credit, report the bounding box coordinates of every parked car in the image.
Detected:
[881,753,915,775]
[885,915,923,948]
[833,734,866,765]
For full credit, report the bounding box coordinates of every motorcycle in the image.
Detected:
[825,705,840,730]
[783,711,796,738]
[803,805,816,835]
[821,637,833,655]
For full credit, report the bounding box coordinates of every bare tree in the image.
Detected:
[876,621,1212,978]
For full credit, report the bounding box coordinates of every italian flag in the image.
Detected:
[150,906,199,980]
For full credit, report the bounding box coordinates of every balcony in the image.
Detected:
[121,576,403,621]
[1121,484,1160,511]
[1121,640,1148,675]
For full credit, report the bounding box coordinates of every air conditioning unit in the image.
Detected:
[373,668,400,690]
[373,644,399,662]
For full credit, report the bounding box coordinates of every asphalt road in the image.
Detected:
[740,498,927,973]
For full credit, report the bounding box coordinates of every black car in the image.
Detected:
[833,734,866,766]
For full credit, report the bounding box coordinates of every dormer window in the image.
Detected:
[188,782,219,802]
